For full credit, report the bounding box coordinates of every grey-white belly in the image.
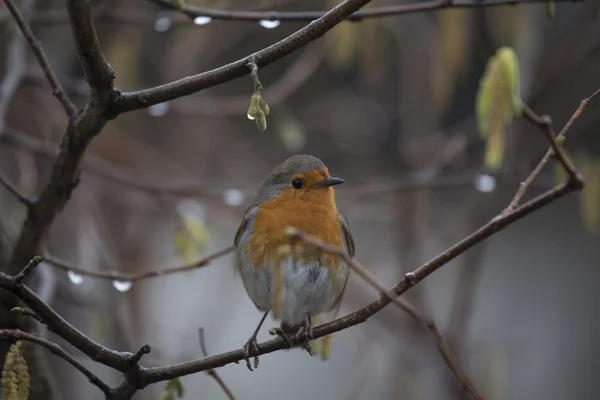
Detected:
[238,257,335,326]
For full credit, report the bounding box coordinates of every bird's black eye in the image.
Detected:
[291,179,303,189]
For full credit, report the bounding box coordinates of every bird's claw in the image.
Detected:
[242,336,260,371]
[296,324,314,356]
[269,327,293,347]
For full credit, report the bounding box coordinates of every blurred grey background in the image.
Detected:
[1,0,599,399]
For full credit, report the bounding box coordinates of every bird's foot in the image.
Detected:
[269,327,293,347]
[242,334,260,371]
[295,323,314,356]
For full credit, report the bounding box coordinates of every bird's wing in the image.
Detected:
[234,205,257,248]
[338,209,355,258]
[327,209,354,313]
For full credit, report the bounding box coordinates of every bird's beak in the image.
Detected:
[318,176,344,188]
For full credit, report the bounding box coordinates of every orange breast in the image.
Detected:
[247,187,343,270]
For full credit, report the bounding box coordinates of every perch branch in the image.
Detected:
[285,229,483,400]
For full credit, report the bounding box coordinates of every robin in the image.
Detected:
[234,154,355,371]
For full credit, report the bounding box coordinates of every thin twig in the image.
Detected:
[0,329,112,396]
[148,0,584,22]
[10,306,45,325]
[198,329,237,400]
[0,0,28,132]
[42,246,234,282]
[1,0,77,116]
[504,89,598,212]
[285,229,484,400]
[13,256,43,283]
[0,170,34,206]
[128,344,152,365]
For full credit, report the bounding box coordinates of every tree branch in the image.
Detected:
[66,0,114,101]
[285,229,484,400]
[41,246,233,282]
[149,0,584,23]
[6,0,114,276]
[504,89,599,212]
[1,0,77,116]
[0,329,112,396]
[0,170,34,207]
[0,269,139,372]
[112,0,375,113]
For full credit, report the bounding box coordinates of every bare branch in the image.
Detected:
[0,170,34,207]
[128,344,152,365]
[199,329,237,400]
[149,0,584,23]
[173,43,326,117]
[0,271,137,372]
[0,0,29,132]
[0,329,112,396]
[112,0,376,112]
[7,0,115,276]
[503,88,598,212]
[41,246,233,282]
[10,306,45,325]
[1,0,77,116]
[66,0,114,101]
[13,255,43,283]
[286,229,483,400]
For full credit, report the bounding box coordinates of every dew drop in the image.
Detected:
[112,280,133,292]
[148,102,169,117]
[247,113,255,120]
[474,174,496,193]
[67,270,84,285]
[193,16,212,25]
[223,189,245,206]
[259,19,281,29]
[154,16,172,32]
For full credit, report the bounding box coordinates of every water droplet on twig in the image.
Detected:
[148,102,169,117]
[247,113,255,120]
[259,20,281,29]
[112,280,133,292]
[193,16,212,25]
